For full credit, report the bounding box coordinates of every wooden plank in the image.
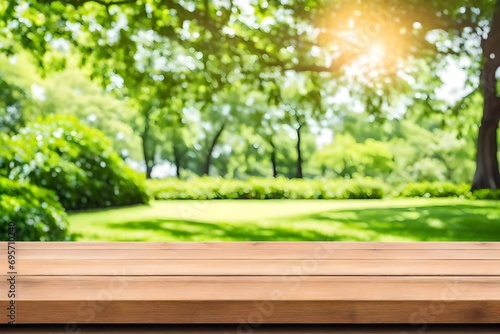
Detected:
[3,241,500,250]
[12,248,500,260]
[13,259,500,276]
[2,242,500,325]
[2,325,500,334]
[1,276,499,301]
[2,300,500,324]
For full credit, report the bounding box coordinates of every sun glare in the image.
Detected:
[369,44,387,64]
[319,1,413,82]
[344,42,389,80]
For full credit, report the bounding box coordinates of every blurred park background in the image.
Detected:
[1,0,500,242]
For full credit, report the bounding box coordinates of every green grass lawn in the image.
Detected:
[69,199,500,242]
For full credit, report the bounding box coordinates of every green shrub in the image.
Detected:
[473,189,500,200]
[396,182,472,198]
[147,177,389,200]
[0,177,69,241]
[0,115,149,211]
[148,178,500,201]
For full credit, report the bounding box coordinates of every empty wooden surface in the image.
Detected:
[3,241,500,250]
[14,259,500,275]
[1,242,500,324]
[3,325,500,334]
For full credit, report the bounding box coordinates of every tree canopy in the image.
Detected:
[1,0,500,188]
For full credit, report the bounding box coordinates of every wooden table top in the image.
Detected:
[1,242,500,325]
[3,324,500,334]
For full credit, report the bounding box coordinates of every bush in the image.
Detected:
[147,177,389,200]
[396,182,472,198]
[396,182,500,200]
[472,189,500,200]
[0,115,149,211]
[0,177,69,241]
[149,178,500,201]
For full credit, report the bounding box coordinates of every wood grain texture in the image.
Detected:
[3,325,500,334]
[4,241,500,250]
[13,248,500,260]
[1,242,500,324]
[1,276,499,301]
[14,259,500,276]
[3,300,500,323]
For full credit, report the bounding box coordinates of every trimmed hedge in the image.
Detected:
[148,177,389,200]
[148,178,500,200]
[0,115,150,211]
[396,182,473,199]
[473,189,500,200]
[0,177,69,241]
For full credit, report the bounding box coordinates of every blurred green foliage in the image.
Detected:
[0,176,68,241]
[148,177,389,200]
[0,115,150,211]
[148,178,500,201]
[313,134,395,179]
[397,182,473,199]
[473,189,500,200]
[1,0,500,189]
[0,48,484,186]
[0,73,27,134]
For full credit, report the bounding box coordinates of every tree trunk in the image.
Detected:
[269,136,278,178]
[203,123,226,176]
[172,128,182,179]
[173,144,182,178]
[141,110,154,179]
[295,125,303,179]
[472,2,500,190]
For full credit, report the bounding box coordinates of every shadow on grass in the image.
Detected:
[74,202,500,242]
[292,203,500,241]
[94,219,342,241]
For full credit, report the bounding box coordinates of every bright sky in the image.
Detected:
[315,59,471,149]
[435,59,471,105]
